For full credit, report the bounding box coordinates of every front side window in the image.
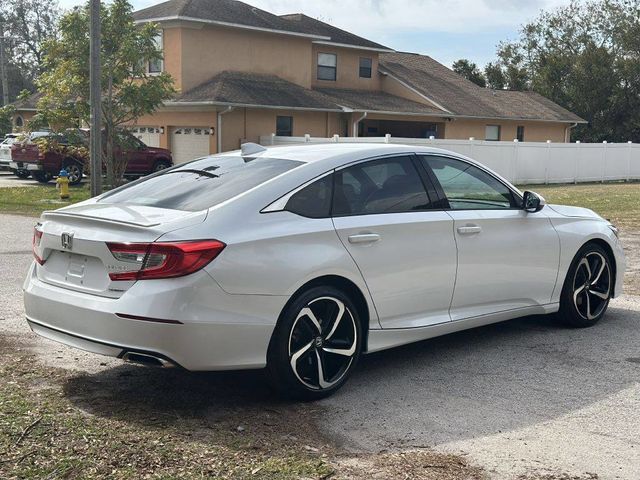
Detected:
[285,174,333,218]
[100,156,302,211]
[276,116,293,136]
[420,156,515,210]
[317,53,337,81]
[485,125,500,141]
[148,33,163,74]
[359,57,372,78]
[333,156,432,216]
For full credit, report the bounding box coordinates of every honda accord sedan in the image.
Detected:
[24,143,625,399]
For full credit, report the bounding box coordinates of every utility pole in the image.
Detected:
[0,20,10,107]
[89,0,102,196]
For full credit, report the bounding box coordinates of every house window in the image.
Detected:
[317,53,337,81]
[148,32,163,74]
[359,57,372,78]
[517,125,525,142]
[14,116,24,128]
[276,116,293,136]
[485,125,501,141]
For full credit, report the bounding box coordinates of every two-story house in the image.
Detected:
[12,0,585,164]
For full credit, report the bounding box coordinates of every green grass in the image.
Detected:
[0,184,92,216]
[518,182,640,230]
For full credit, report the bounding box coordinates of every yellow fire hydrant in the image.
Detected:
[56,169,70,200]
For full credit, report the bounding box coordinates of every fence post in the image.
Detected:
[544,140,551,184]
[574,141,580,184]
[602,141,607,183]
[512,139,519,184]
[270,133,275,145]
[333,134,340,143]
[627,141,633,182]
[385,133,391,144]
[304,134,310,143]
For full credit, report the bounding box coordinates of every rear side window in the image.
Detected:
[285,174,333,218]
[100,156,302,211]
[332,156,432,216]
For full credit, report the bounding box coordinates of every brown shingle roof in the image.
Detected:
[133,0,321,38]
[11,91,43,111]
[173,71,341,110]
[316,88,446,115]
[279,13,391,51]
[379,52,586,123]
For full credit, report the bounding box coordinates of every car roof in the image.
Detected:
[220,142,462,165]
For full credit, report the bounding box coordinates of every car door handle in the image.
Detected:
[457,224,482,235]
[348,233,381,244]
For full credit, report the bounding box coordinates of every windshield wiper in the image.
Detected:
[166,169,220,178]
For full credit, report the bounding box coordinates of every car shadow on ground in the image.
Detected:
[62,304,639,450]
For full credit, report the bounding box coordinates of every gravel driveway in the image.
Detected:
[1,213,638,479]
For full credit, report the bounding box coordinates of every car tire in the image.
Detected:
[558,243,613,328]
[153,159,171,172]
[63,162,84,185]
[33,172,53,183]
[267,286,362,400]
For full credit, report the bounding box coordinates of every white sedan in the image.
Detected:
[24,143,625,399]
[0,134,19,169]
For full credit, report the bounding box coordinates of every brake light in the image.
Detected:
[33,225,44,265]
[106,240,225,281]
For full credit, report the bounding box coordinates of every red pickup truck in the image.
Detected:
[10,130,173,185]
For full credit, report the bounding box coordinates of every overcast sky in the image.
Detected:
[57,0,570,67]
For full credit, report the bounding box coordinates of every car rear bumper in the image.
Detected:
[23,262,288,371]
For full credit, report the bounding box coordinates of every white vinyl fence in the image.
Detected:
[259,134,640,185]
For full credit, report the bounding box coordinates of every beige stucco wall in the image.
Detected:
[175,25,313,92]
[11,111,36,131]
[221,108,341,151]
[445,119,567,142]
[162,27,183,92]
[311,45,381,91]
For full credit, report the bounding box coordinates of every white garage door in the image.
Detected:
[170,127,211,165]
[130,126,161,147]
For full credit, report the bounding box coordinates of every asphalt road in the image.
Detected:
[0,170,38,187]
[1,213,638,479]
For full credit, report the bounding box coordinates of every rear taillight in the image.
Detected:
[33,225,44,265]
[106,240,225,281]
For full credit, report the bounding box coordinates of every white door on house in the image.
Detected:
[130,126,161,147]
[169,127,211,164]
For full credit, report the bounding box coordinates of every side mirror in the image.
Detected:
[523,191,545,213]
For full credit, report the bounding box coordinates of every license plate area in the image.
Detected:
[38,251,111,293]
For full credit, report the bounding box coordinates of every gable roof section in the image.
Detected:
[379,52,586,123]
[316,88,446,116]
[133,0,326,39]
[171,71,342,111]
[279,13,392,51]
[10,91,43,111]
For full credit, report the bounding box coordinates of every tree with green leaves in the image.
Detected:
[452,59,486,87]
[35,0,175,186]
[0,105,15,136]
[0,0,60,104]
[491,0,640,142]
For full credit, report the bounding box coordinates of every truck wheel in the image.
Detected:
[33,172,53,183]
[13,169,30,179]
[64,163,84,185]
[153,159,171,172]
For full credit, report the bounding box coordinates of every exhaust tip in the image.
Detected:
[121,351,175,368]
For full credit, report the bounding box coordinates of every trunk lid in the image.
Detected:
[35,203,207,297]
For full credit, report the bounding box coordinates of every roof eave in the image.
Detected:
[311,40,394,53]
[134,16,331,40]
[163,100,342,112]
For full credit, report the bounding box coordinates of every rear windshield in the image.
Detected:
[99,156,302,211]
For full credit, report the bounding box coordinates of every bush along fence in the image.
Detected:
[259,134,640,185]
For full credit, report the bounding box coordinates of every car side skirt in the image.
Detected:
[367,303,559,354]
